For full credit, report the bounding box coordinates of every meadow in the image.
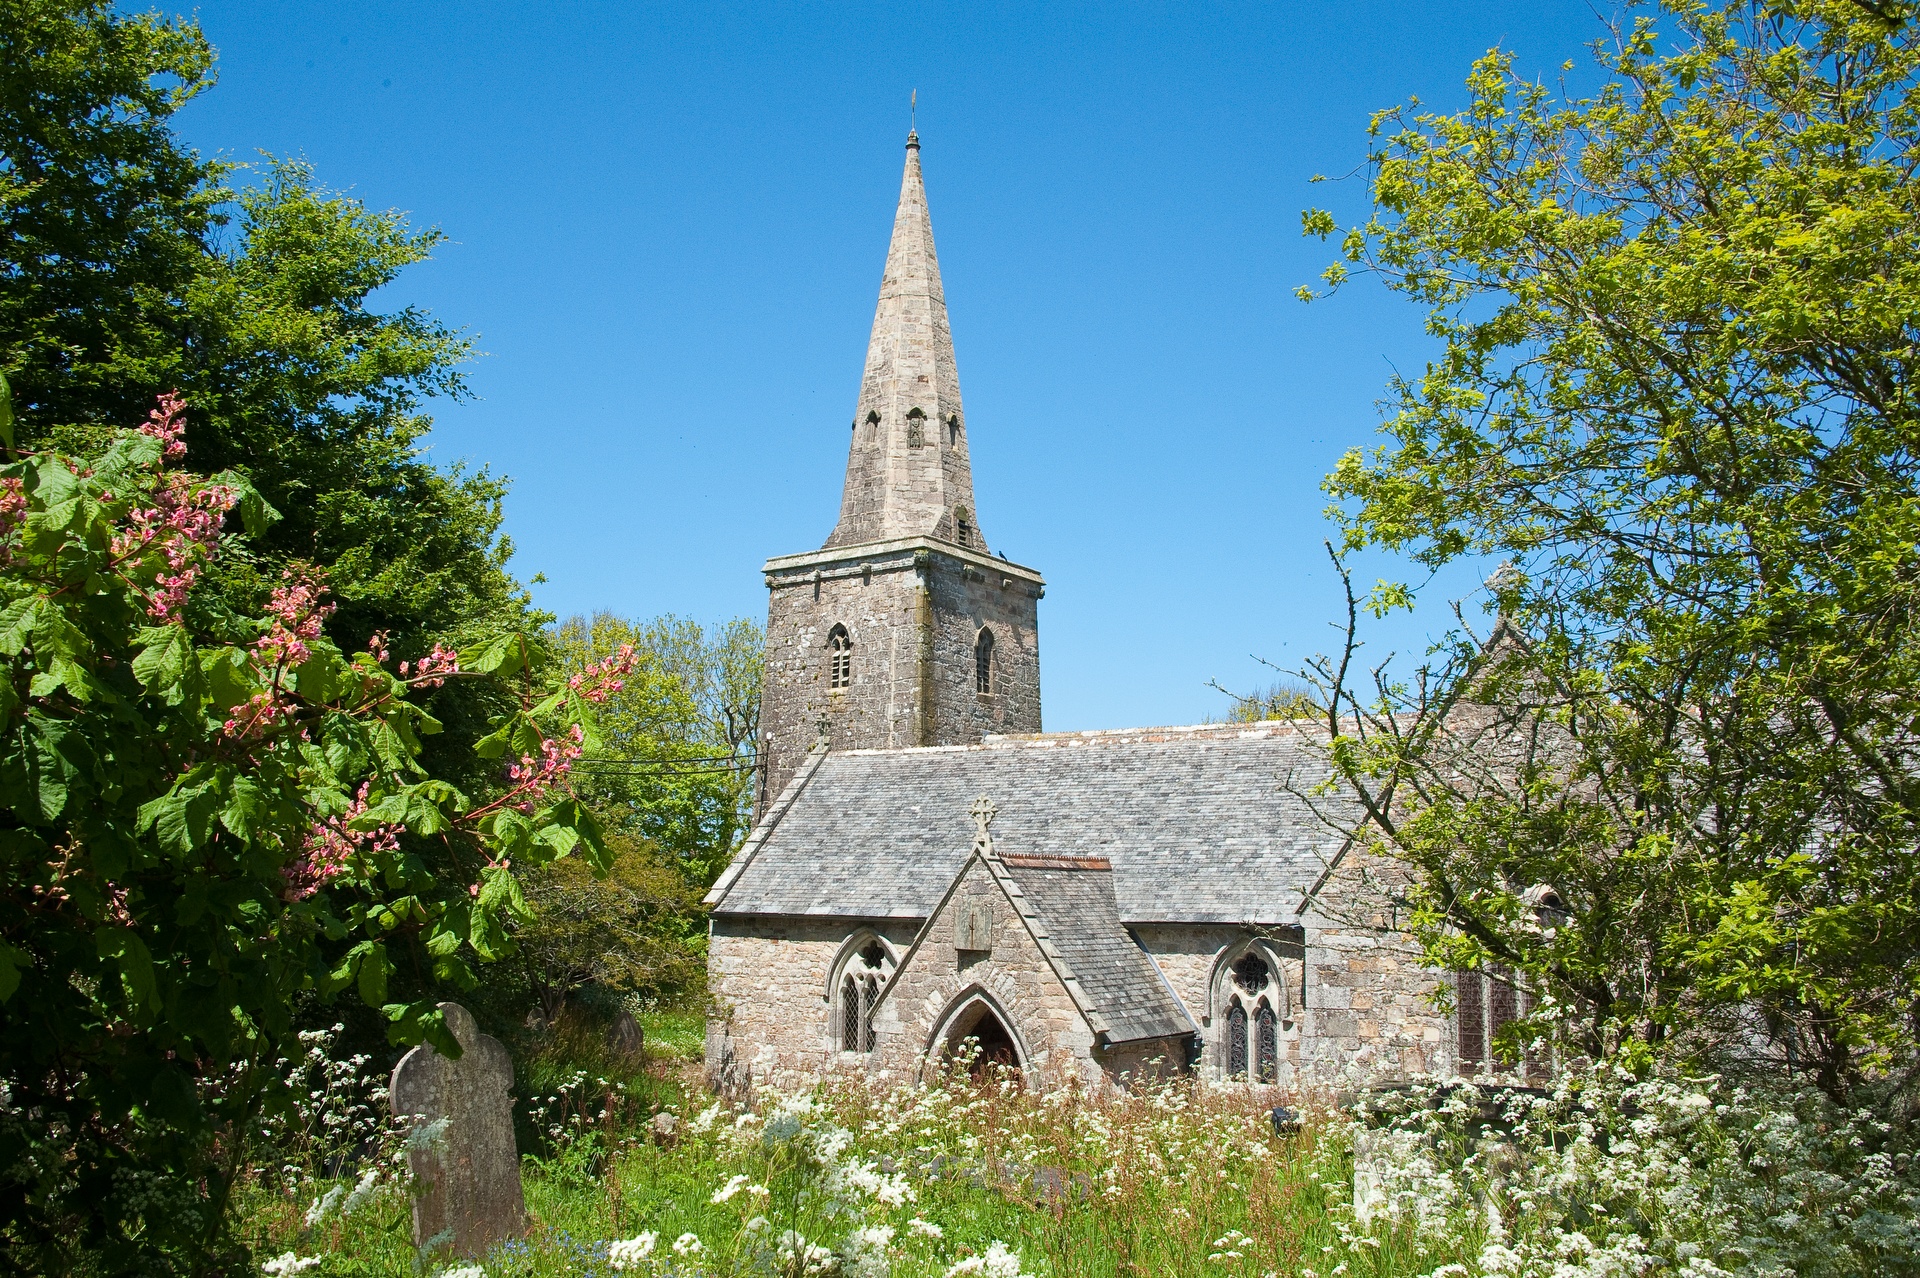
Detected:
[237,1009,1920,1278]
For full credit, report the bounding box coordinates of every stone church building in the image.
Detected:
[704,133,1494,1093]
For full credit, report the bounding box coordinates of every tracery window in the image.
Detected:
[974,627,994,695]
[837,940,890,1054]
[1455,967,1532,1075]
[827,625,851,691]
[1222,950,1288,1082]
[906,407,926,449]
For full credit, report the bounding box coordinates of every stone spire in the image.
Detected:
[825,132,986,552]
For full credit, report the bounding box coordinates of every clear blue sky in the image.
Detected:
[172,1,1611,731]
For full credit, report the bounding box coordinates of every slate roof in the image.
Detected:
[999,856,1195,1044]
[707,722,1353,924]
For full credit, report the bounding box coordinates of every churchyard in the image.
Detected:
[225,1002,1914,1278]
[8,0,1920,1272]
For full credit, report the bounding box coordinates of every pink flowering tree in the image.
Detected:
[0,390,613,1266]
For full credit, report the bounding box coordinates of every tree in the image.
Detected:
[0,391,612,1273]
[0,1,529,680]
[1302,0,1920,1095]
[553,612,762,888]
[510,827,704,1026]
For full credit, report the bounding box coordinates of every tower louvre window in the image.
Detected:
[827,625,852,690]
[905,407,926,448]
[955,506,972,546]
[975,627,994,695]
[948,414,961,447]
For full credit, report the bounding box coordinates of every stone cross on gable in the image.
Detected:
[970,795,997,853]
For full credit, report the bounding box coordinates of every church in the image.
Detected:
[702,133,1482,1093]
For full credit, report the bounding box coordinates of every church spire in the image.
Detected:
[825,132,985,552]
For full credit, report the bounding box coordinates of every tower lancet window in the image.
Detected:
[975,627,994,695]
[955,506,972,546]
[948,414,961,448]
[827,625,852,691]
[905,407,926,449]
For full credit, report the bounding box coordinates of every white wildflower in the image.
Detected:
[712,1173,752,1203]
[302,1185,343,1229]
[945,1241,1034,1278]
[261,1256,321,1277]
[908,1216,944,1238]
[608,1231,659,1270]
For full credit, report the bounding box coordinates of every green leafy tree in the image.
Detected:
[0,1,527,681]
[554,612,762,888]
[1302,0,1920,1094]
[510,827,704,1025]
[0,392,608,1273]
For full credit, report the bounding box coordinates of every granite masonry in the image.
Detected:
[708,133,1467,1096]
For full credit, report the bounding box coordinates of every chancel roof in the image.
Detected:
[706,722,1353,924]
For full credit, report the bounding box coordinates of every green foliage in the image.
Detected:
[511,827,705,1024]
[555,612,762,888]
[0,0,527,672]
[0,397,605,1274]
[1217,679,1321,724]
[1304,0,1920,1092]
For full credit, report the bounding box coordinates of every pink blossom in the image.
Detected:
[285,782,402,901]
[408,643,459,689]
[255,571,336,669]
[112,470,238,622]
[140,392,188,461]
[504,723,585,808]
[568,644,637,704]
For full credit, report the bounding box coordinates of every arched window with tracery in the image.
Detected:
[1225,999,1249,1078]
[1220,949,1291,1082]
[827,625,851,691]
[974,627,994,695]
[835,939,891,1054]
[1255,999,1278,1084]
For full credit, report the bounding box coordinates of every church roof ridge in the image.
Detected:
[827,719,1322,759]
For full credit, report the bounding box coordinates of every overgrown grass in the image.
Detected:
[234,1008,1434,1278]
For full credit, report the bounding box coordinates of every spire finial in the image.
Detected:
[908,89,918,147]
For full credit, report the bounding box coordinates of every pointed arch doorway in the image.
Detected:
[938,997,1024,1081]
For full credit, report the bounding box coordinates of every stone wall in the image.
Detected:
[872,857,1100,1089]
[1136,924,1305,1083]
[760,538,1042,798]
[706,915,918,1094]
[1298,845,1455,1080]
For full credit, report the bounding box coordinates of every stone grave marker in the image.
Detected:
[390,1002,527,1259]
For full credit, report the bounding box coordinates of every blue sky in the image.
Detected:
[173,1,1612,731]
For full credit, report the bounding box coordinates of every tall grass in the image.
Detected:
[231,1009,1426,1278]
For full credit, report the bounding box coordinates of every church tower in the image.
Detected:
[759,132,1045,799]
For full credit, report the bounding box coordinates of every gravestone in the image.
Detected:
[608,1007,644,1058]
[390,1002,527,1259]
